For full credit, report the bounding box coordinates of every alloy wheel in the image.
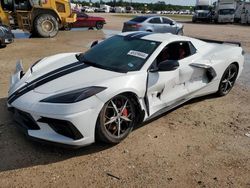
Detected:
[103,95,135,138]
[219,64,238,95]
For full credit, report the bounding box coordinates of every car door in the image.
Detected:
[75,13,89,27]
[146,41,203,116]
[178,42,211,94]
[147,17,162,32]
[161,17,177,34]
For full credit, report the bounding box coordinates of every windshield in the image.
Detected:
[195,5,210,11]
[219,9,235,15]
[78,35,160,73]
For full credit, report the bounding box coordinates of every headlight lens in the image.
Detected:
[40,86,107,103]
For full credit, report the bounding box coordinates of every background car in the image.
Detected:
[72,12,106,30]
[0,25,14,47]
[122,15,184,35]
[7,32,244,148]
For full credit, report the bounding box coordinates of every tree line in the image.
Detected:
[71,0,194,11]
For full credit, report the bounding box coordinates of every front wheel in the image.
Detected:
[34,14,59,38]
[96,21,104,30]
[217,63,238,96]
[96,95,136,144]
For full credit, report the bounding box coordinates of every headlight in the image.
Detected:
[40,86,107,103]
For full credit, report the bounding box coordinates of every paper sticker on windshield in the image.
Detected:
[127,50,148,59]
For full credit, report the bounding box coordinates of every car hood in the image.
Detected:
[14,53,123,95]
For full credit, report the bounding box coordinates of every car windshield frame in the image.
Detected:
[77,35,161,73]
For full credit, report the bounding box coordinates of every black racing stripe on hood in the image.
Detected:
[124,32,153,40]
[8,62,89,104]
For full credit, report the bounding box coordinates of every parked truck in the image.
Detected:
[235,1,250,24]
[192,0,213,22]
[0,0,76,38]
[213,0,237,23]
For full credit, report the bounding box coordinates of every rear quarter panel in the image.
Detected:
[207,45,244,81]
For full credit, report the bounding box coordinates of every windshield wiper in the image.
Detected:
[75,53,82,61]
[76,54,95,66]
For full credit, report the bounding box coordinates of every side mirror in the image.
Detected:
[170,21,175,25]
[157,60,179,72]
[90,40,98,48]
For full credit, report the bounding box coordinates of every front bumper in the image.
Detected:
[8,102,102,148]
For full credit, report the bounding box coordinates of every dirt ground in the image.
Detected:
[0,13,250,187]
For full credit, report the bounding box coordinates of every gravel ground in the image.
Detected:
[0,13,250,188]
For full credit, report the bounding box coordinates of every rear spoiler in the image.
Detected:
[196,38,241,47]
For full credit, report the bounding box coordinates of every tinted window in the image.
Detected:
[188,42,197,55]
[130,16,147,23]
[79,36,160,72]
[77,12,88,18]
[196,5,209,11]
[162,17,172,24]
[156,41,194,63]
[149,17,161,24]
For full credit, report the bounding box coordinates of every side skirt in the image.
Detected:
[146,97,190,122]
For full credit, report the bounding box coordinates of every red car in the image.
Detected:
[72,12,106,30]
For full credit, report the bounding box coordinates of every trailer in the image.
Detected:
[239,2,250,24]
[213,0,237,23]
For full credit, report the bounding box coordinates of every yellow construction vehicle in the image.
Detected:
[0,0,76,37]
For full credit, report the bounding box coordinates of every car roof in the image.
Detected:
[135,15,161,18]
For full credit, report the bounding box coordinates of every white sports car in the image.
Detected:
[8,32,244,148]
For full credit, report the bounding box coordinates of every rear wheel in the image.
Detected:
[96,95,136,144]
[34,14,59,38]
[217,63,238,96]
[96,21,104,30]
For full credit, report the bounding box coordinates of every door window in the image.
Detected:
[156,41,197,64]
[162,17,172,24]
[149,17,161,24]
[77,12,88,18]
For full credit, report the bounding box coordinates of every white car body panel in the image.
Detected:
[7,32,244,147]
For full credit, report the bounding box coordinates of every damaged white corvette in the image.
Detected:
[8,32,244,147]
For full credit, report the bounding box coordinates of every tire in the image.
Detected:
[95,21,104,30]
[34,14,59,38]
[0,43,6,48]
[62,23,72,31]
[146,30,152,32]
[217,63,238,96]
[96,94,136,144]
[0,38,6,48]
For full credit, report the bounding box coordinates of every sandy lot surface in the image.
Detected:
[0,13,250,187]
